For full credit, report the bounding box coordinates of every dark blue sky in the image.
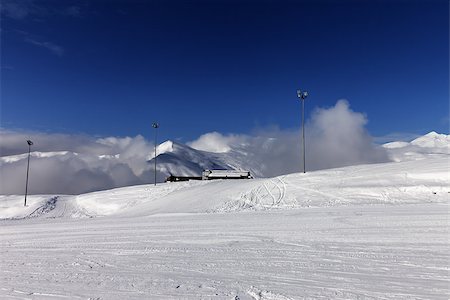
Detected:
[1,0,448,142]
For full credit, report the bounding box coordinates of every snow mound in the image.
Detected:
[0,195,55,219]
[77,157,450,216]
[0,195,93,219]
[214,157,449,212]
[2,156,448,219]
[75,180,209,217]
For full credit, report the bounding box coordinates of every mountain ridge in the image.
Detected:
[151,131,449,178]
[1,131,448,194]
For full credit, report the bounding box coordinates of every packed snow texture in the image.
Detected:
[1,100,391,194]
[1,204,448,299]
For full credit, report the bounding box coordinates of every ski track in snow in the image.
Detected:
[0,204,449,299]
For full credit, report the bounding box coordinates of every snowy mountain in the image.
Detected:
[148,140,267,179]
[1,131,448,195]
[383,131,450,162]
[151,131,450,180]
[149,141,234,177]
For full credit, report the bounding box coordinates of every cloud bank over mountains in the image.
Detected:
[189,100,389,176]
[1,100,390,194]
[0,133,158,194]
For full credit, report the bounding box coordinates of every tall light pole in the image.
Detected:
[152,122,159,186]
[297,90,308,173]
[24,140,33,206]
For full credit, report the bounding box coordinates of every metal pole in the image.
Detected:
[154,127,157,185]
[302,98,306,173]
[297,90,308,173]
[152,123,159,186]
[24,140,33,206]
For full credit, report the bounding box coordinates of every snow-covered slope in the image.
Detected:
[2,155,448,219]
[1,133,449,300]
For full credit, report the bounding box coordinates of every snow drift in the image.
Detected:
[1,154,448,220]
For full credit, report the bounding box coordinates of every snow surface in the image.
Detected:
[1,203,448,299]
[1,132,449,299]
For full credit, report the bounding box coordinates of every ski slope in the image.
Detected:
[1,203,448,299]
[1,155,449,299]
[0,132,449,299]
[1,156,447,219]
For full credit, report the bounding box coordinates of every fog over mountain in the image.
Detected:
[2,100,445,195]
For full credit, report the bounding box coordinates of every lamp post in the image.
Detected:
[24,140,33,206]
[297,90,308,173]
[152,122,159,186]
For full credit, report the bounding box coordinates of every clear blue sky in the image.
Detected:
[1,0,448,142]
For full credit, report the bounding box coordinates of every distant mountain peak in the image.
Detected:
[411,132,449,148]
[382,131,449,162]
[156,140,192,155]
[424,131,439,137]
[157,140,175,154]
[146,139,234,177]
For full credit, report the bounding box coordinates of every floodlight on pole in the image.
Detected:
[24,140,33,206]
[152,122,159,186]
[297,90,308,173]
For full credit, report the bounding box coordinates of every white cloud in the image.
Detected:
[306,100,388,170]
[1,0,83,20]
[188,100,389,177]
[187,132,245,153]
[1,0,35,19]
[0,130,163,195]
[0,129,108,156]
[0,100,390,194]
[64,6,81,17]
[24,38,64,57]
[373,132,422,144]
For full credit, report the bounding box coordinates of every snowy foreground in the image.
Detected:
[1,157,449,299]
